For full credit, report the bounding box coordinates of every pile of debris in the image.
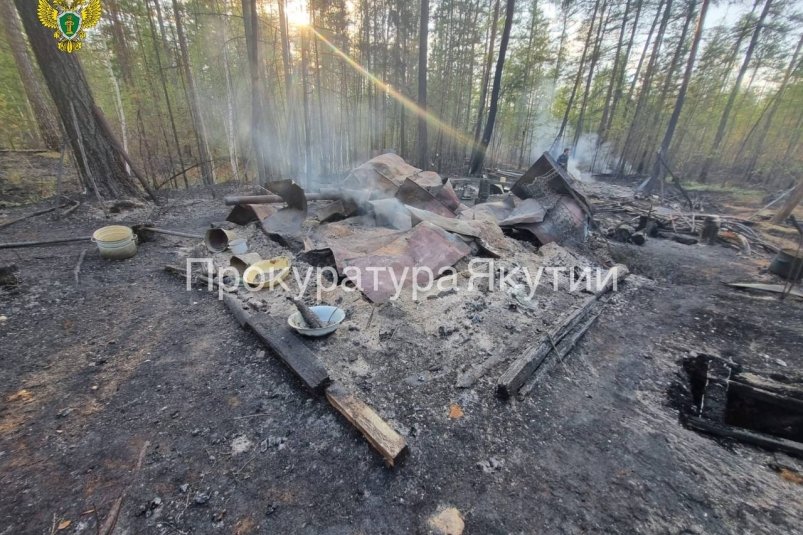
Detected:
[585,183,777,253]
[171,152,629,465]
[222,152,595,303]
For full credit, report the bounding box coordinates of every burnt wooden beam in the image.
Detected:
[685,415,803,459]
[732,372,803,401]
[518,312,601,397]
[325,382,408,467]
[497,265,629,398]
[222,294,330,393]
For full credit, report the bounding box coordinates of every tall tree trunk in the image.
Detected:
[242,0,270,184]
[551,0,601,153]
[616,0,671,176]
[472,0,501,154]
[215,0,240,182]
[743,33,803,182]
[106,0,133,85]
[698,0,773,182]
[771,179,803,224]
[301,28,313,185]
[171,0,215,186]
[145,0,188,188]
[643,0,709,191]
[13,0,154,201]
[469,0,515,175]
[417,0,429,169]
[638,0,697,174]
[572,0,608,150]
[277,0,298,174]
[605,0,643,138]
[4,7,60,151]
[598,0,632,141]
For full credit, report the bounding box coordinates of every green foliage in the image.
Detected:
[2,0,801,190]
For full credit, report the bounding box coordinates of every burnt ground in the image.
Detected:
[1,181,803,534]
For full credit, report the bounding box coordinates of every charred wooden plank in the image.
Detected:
[519,312,601,396]
[497,265,629,398]
[222,294,330,393]
[685,416,803,458]
[325,382,408,467]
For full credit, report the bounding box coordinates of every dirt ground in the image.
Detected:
[1,174,803,534]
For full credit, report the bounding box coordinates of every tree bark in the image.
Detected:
[5,6,60,151]
[13,0,152,200]
[743,33,803,182]
[643,0,710,192]
[550,0,601,153]
[144,0,187,188]
[469,0,515,175]
[472,0,501,156]
[598,0,632,141]
[771,179,803,224]
[572,0,608,150]
[242,0,270,184]
[417,0,430,169]
[698,0,773,182]
[171,0,215,186]
[606,0,643,139]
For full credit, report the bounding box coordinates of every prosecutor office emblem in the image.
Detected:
[37,0,102,53]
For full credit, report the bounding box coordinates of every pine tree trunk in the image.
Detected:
[472,0,501,155]
[301,29,312,185]
[771,179,803,224]
[638,0,697,174]
[13,0,153,201]
[469,0,515,175]
[551,0,601,153]
[171,0,215,186]
[572,0,608,150]
[242,0,270,184]
[144,0,188,188]
[417,0,429,169]
[643,0,709,191]
[5,6,60,151]
[598,0,632,141]
[605,0,643,139]
[742,33,802,182]
[616,0,671,176]
[698,0,773,182]
[106,0,133,85]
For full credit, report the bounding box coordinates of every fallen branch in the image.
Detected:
[60,201,81,218]
[725,281,803,299]
[98,440,150,535]
[223,191,340,206]
[0,236,91,250]
[0,203,68,230]
[137,226,204,240]
[73,249,87,284]
[164,264,219,289]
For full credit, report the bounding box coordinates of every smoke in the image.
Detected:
[567,133,617,179]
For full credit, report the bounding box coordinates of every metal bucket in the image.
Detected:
[92,225,137,260]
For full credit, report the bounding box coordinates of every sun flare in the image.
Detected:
[285,1,310,28]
